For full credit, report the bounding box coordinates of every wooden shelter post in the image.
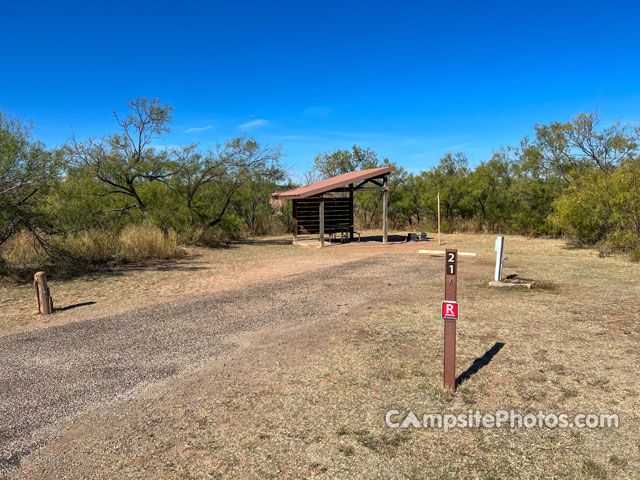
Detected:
[292,199,298,243]
[382,175,388,244]
[349,184,354,240]
[319,197,325,248]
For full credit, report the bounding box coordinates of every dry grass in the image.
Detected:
[0,224,178,277]
[65,223,178,262]
[63,229,119,262]
[14,233,640,479]
[0,230,45,267]
[117,223,177,261]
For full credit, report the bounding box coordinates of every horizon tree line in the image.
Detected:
[2,98,639,273]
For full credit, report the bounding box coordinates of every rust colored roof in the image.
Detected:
[271,166,395,199]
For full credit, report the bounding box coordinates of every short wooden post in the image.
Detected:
[437,192,441,246]
[34,271,53,314]
[319,197,325,248]
[382,176,388,244]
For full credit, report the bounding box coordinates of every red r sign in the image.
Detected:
[442,301,458,321]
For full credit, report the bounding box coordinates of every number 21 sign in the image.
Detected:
[443,249,458,390]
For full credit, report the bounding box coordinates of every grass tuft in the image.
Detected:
[582,459,607,479]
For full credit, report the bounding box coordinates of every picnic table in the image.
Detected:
[327,223,360,243]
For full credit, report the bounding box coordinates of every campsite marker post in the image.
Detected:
[443,249,458,390]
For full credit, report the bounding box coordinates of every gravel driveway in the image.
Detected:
[0,253,436,476]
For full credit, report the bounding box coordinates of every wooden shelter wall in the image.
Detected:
[295,197,351,234]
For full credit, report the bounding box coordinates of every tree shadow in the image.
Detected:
[456,342,505,386]
[56,301,97,312]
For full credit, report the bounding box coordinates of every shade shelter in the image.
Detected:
[272,166,395,247]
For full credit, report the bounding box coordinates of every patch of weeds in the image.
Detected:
[196,417,208,428]
[357,433,381,452]
[336,426,348,436]
[310,462,328,473]
[381,431,410,449]
[516,387,539,402]
[459,385,476,405]
[582,459,607,479]
[561,387,579,400]
[534,280,559,292]
[338,444,355,456]
[390,367,406,380]
[608,455,627,467]
[588,378,610,390]
[377,366,406,382]
[551,364,567,374]
[354,430,409,452]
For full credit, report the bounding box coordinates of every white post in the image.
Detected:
[494,236,504,282]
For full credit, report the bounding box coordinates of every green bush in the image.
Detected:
[550,161,640,251]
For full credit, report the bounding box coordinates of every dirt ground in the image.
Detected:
[0,234,415,336]
[3,233,640,479]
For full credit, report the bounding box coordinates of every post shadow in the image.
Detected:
[456,342,505,386]
[56,301,97,312]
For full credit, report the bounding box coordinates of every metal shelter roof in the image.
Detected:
[271,166,394,200]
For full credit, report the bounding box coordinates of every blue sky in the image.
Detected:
[2,1,640,179]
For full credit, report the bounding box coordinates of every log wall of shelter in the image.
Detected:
[294,197,351,234]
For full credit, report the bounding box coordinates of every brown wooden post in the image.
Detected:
[292,199,298,243]
[382,175,388,244]
[34,271,53,315]
[319,197,325,248]
[349,184,354,241]
[443,249,457,390]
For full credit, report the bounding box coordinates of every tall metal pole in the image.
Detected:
[382,176,388,244]
[437,192,441,246]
